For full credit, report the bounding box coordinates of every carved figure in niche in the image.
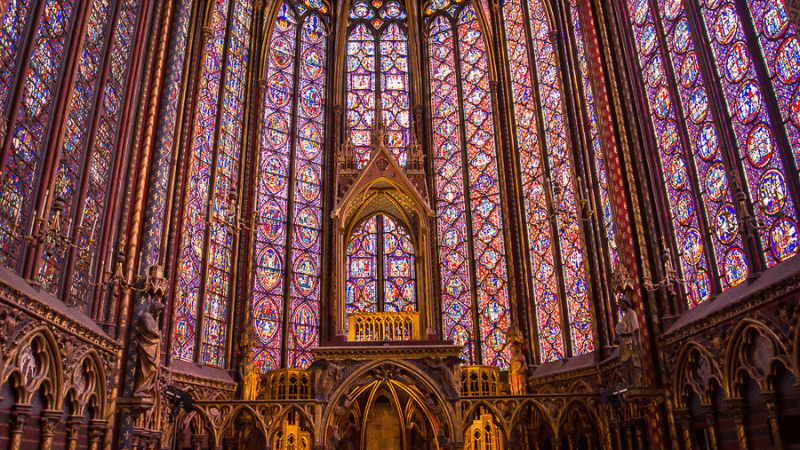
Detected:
[506,327,527,395]
[424,356,459,399]
[133,301,165,398]
[615,297,645,388]
[436,428,451,450]
[315,359,343,401]
[238,328,260,400]
[328,424,340,449]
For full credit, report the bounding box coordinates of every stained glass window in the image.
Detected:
[70,0,139,309]
[345,215,416,324]
[0,0,77,270]
[0,0,140,311]
[499,0,594,361]
[568,0,619,270]
[251,1,327,371]
[624,0,800,304]
[175,0,253,367]
[347,0,410,168]
[695,0,799,267]
[428,3,511,368]
[626,0,713,306]
[39,0,116,298]
[653,0,749,291]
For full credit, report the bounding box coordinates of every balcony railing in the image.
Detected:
[461,365,501,396]
[347,311,421,342]
[262,369,312,400]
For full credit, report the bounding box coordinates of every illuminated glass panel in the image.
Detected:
[347,24,375,167]
[380,23,410,165]
[199,0,252,367]
[626,0,711,306]
[346,216,378,318]
[347,0,409,168]
[287,14,327,369]
[252,2,295,371]
[569,0,620,270]
[428,16,475,363]
[502,0,564,362]
[0,0,33,112]
[0,0,76,270]
[697,0,799,266]
[70,0,139,308]
[747,0,800,165]
[39,0,114,298]
[655,0,748,289]
[528,0,592,354]
[382,215,415,312]
[457,5,511,368]
[175,0,231,362]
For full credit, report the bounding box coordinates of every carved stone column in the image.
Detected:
[88,420,107,450]
[8,405,31,450]
[726,398,749,450]
[701,405,719,450]
[39,410,61,450]
[65,417,82,450]
[564,427,575,450]
[762,391,784,450]
[674,408,693,450]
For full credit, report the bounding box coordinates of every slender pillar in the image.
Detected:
[65,417,82,450]
[726,398,749,450]
[674,409,693,450]
[762,392,784,450]
[39,410,61,450]
[8,405,31,450]
[701,405,719,450]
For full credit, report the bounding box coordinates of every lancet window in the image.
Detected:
[427,2,512,367]
[624,0,800,307]
[347,0,411,168]
[345,214,417,322]
[174,0,253,367]
[501,0,593,362]
[250,0,328,371]
[0,0,141,313]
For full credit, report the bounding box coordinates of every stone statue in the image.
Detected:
[315,359,342,401]
[509,341,527,395]
[238,329,260,400]
[615,297,645,387]
[424,356,459,399]
[133,301,165,398]
[328,424,340,449]
[437,428,451,450]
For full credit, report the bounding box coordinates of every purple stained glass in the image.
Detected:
[528,0,593,355]
[70,0,139,310]
[251,2,296,372]
[287,14,326,369]
[346,216,379,319]
[654,0,748,289]
[383,215,416,312]
[502,0,564,362]
[175,0,232,363]
[429,15,475,363]
[0,0,76,270]
[347,0,410,168]
[39,0,114,300]
[626,0,712,307]
[199,0,253,368]
[697,0,799,266]
[569,0,619,272]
